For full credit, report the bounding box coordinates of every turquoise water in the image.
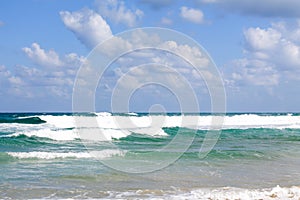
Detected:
[0,113,300,199]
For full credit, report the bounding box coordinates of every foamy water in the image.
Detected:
[7,150,125,160]
[1,113,300,199]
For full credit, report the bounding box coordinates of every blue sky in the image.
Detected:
[1,0,300,112]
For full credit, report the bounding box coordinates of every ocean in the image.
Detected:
[0,113,300,199]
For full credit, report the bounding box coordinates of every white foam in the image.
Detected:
[128,114,300,130]
[9,128,135,141]
[38,115,75,128]
[11,129,79,141]
[129,128,168,136]
[95,112,112,117]
[161,185,300,200]
[23,114,300,141]
[222,114,300,129]
[7,149,125,160]
[128,112,138,116]
[39,114,300,130]
[112,185,300,200]
[95,128,131,140]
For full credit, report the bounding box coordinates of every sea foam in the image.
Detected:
[111,185,300,200]
[39,113,300,130]
[10,129,79,141]
[164,185,300,200]
[7,149,125,160]
[6,113,300,142]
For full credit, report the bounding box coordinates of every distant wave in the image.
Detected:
[1,113,298,130]
[0,117,46,124]
[39,113,300,130]
[2,113,300,142]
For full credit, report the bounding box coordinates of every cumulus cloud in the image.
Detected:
[60,8,112,48]
[95,0,143,27]
[243,24,300,70]
[158,40,210,68]
[230,59,279,86]
[200,0,300,17]
[180,6,204,24]
[12,43,85,98]
[229,21,300,87]
[244,27,281,51]
[22,43,84,69]
[71,27,218,111]
[22,43,64,68]
[91,30,213,100]
[92,29,210,71]
[0,65,30,97]
[7,64,75,98]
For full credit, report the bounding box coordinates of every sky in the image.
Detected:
[1,0,300,112]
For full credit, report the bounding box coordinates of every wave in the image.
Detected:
[0,117,46,124]
[6,150,125,160]
[169,185,300,200]
[6,127,166,141]
[9,129,79,141]
[111,185,300,199]
[39,113,300,130]
[3,113,300,142]
[38,115,76,128]
[2,113,300,129]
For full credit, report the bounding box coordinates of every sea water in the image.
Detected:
[0,113,300,199]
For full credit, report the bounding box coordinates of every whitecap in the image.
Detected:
[7,149,125,160]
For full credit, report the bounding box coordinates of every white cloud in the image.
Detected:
[0,20,4,27]
[158,40,210,68]
[98,38,212,96]
[60,8,112,48]
[243,23,300,70]
[96,29,210,72]
[229,21,300,87]
[13,43,85,98]
[230,59,279,86]
[95,0,143,27]
[244,27,281,51]
[22,43,64,68]
[201,0,300,17]
[180,6,204,24]
[70,28,219,111]
[22,43,84,69]
[7,64,77,98]
[0,65,31,97]
[63,53,86,70]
